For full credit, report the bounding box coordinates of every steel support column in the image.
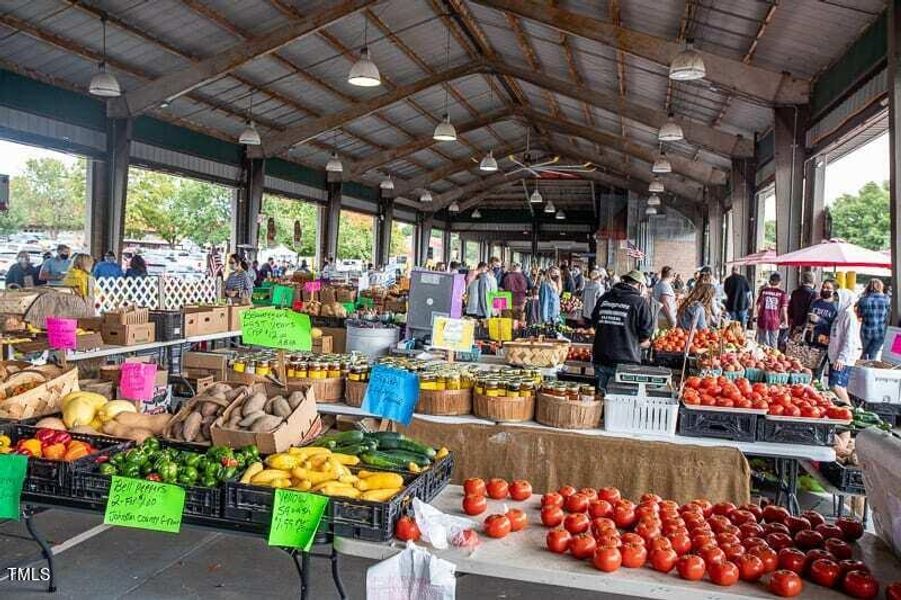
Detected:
[86,117,132,258]
[802,157,827,247]
[731,158,757,279]
[442,229,452,265]
[415,212,433,267]
[374,190,394,268]
[318,177,341,266]
[234,152,265,256]
[708,187,726,278]
[774,105,808,290]
[888,0,901,323]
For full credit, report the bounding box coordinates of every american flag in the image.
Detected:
[621,239,645,259]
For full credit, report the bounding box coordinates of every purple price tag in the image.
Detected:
[119,363,157,402]
[303,280,321,293]
[46,317,77,350]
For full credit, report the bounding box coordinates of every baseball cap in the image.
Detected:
[622,270,646,285]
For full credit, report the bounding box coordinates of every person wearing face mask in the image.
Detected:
[827,289,862,404]
[39,244,72,285]
[92,251,124,279]
[5,251,42,288]
[224,254,254,303]
[807,279,838,347]
[538,267,562,323]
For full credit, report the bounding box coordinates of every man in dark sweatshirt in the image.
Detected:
[590,270,655,393]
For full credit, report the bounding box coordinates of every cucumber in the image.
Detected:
[360,451,408,469]
[375,437,402,450]
[397,438,436,458]
[332,443,368,456]
[333,430,365,445]
[364,431,403,443]
[382,450,432,467]
[310,436,338,448]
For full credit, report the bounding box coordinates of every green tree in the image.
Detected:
[259,194,317,256]
[390,223,413,259]
[172,179,230,247]
[126,169,180,246]
[337,210,374,261]
[764,220,776,249]
[830,181,890,250]
[0,201,28,235]
[10,157,85,238]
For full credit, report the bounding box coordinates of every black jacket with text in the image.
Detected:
[590,282,655,367]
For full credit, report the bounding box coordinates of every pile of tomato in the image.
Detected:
[652,328,721,354]
[462,477,533,538]
[681,376,853,420]
[542,485,892,598]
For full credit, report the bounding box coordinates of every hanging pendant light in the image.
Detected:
[420,189,433,203]
[348,18,380,86]
[658,114,684,142]
[647,194,661,207]
[239,91,261,145]
[433,26,456,142]
[326,151,343,172]
[380,174,394,190]
[649,177,665,193]
[544,200,556,213]
[529,187,543,204]
[669,40,706,81]
[89,17,121,97]
[555,209,566,220]
[652,152,672,174]
[645,206,658,215]
[471,208,482,219]
[448,201,460,213]
[479,150,498,171]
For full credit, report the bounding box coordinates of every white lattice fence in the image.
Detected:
[95,276,161,312]
[161,276,221,309]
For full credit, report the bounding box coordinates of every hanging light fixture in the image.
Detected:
[238,91,261,145]
[471,208,482,219]
[658,113,684,142]
[448,201,460,213]
[325,151,343,172]
[433,26,456,141]
[649,177,665,193]
[380,174,394,190]
[669,40,706,81]
[647,194,661,207]
[544,200,556,213]
[555,209,566,220]
[89,16,121,97]
[420,189,433,203]
[646,206,658,215]
[529,185,543,204]
[652,152,672,174]
[479,150,498,172]
[348,18,381,87]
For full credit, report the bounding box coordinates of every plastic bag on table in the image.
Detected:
[412,497,476,550]
[366,541,457,600]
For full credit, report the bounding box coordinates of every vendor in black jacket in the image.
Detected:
[590,270,655,393]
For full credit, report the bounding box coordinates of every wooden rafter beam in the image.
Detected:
[470,0,809,104]
[394,141,522,197]
[108,0,377,117]
[505,12,561,117]
[431,171,533,212]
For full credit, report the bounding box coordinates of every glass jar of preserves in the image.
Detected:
[566,384,580,402]
[435,373,447,391]
[256,360,271,377]
[485,380,501,397]
[519,381,535,399]
[506,381,521,398]
[308,362,323,379]
[233,357,246,373]
[296,360,309,379]
[462,372,473,389]
[580,385,596,403]
[348,366,363,381]
[327,362,341,379]
[245,360,256,375]
[446,373,461,391]
[420,373,437,391]
[286,360,297,380]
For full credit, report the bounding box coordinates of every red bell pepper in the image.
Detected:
[34,428,57,446]
[51,431,72,446]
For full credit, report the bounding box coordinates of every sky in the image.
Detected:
[824,132,889,204]
[0,139,77,177]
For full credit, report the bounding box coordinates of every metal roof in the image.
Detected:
[0,0,885,211]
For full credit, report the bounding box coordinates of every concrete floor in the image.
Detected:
[0,492,840,600]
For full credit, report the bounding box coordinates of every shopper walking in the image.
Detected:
[39,244,71,285]
[672,273,685,295]
[676,282,718,331]
[788,272,818,334]
[590,270,654,393]
[723,266,752,327]
[808,279,838,347]
[571,266,585,293]
[62,253,95,300]
[581,270,605,325]
[828,289,862,404]
[755,272,789,348]
[92,251,124,279]
[465,262,493,318]
[538,267,562,323]
[856,279,891,360]
[126,255,148,278]
[500,263,529,320]
[490,257,504,286]
[5,251,41,288]
[224,255,254,302]
[652,266,678,329]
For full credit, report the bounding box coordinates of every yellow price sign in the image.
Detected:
[431,317,475,352]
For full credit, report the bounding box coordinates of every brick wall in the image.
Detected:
[652,238,698,279]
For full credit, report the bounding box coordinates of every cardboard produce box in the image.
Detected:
[77,316,104,332]
[75,331,104,351]
[210,382,319,454]
[312,335,334,354]
[319,326,346,353]
[228,304,251,331]
[103,307,149,325]
[184,306,228,337]
[101,322,155,346]
[183,351,228,381]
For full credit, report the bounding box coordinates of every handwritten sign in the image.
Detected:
[240,308,312,351]
[46,317,77,350]
[488,291,512,312]
[0,454,27,520]
[118,362,157,402]
[303,280,322,293]
[362,364,419,425]
[268,489,329,550]
[103,476,184,533]
[431,317,475,352]
[271,285,295,308]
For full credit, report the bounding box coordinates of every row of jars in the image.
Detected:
[473,369,547,399]
[540,381,599,403]
[229,351,364,380]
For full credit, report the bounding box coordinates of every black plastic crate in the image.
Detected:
[756,418,837,446]
[862,401,901,426]
[678,407,759,442]
[149,310,185,341]
[310,316,346,328]
[414,453,454,503]
[652,351,689,370]
[819,461,866,494]
[1,424,131,498]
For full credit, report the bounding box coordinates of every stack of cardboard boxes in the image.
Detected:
[184,305,228,337]
[101,307,155,346]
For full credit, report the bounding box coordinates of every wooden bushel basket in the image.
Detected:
[504,338,571,368]
[415,389,472,416]
[473,391,535,422]
[0,367,79,420]
[293,376,345,403]
[345,379,367,407]
[535,392,603,430]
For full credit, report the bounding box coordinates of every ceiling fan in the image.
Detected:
[475,129,597,178]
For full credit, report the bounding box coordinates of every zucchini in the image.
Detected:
[381,450,432,467]
[365,431,403,443]
[332,443,367,456]
[397,438,436,458]
[310,436,338,449]
[376,437,402,450]
[360,451,408,469]
[333,430,365,445]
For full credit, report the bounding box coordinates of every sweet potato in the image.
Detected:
[182,411,202,442]
[250,415,283,432]
[242,392,267,416]
[115,412,171,435]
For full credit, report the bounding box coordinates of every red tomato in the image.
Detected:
[649,548,678,573]
[784,516,811,535]
[486,478,509,500]
[613,505,637,529]
[749,545,778,573]
[763,505,790,524]
[838,560,870,581]
[836,517,865,542]
[620,532,644,546]
[565,493,590,514]
[569,533,597,559]
[649,537,673,553]
[558,484,577,498]
[588,499,614,519]
[794,529,824,551]
[702,546,727,567]
[778,547,807,574]
[668,532,692,556]
[676,554,706,581]
[824,538,853,560]
[592,547,622,572]
[730,509,757,526]
[736,553,764,582]
[809,558,841,588]
[621,543,648,568]
[885,582,901,600]
[691,534,716,552]
[806,549,837,573]
[769,570,804,597]
[640,492,662,504]
[597,487,621,504]
[508,480,533,501]
[590,517,617,538]
[506,508,527,532]
[708,515,732,533]
[578,487,599,502]
[541,506,564,528]
[462,494,487,516]
[541,492,564,509]
[483,514,512,538]
[546,529,571,553]
[394,516,420,541]
[763,522,791,537]
[739,503,764,522]
[842,570,880,599]
[742,536,768,550]
[721,543,745,562]
[712,502,737,517]
[635,521,661,543]
[716,532,741,547]
[595,533,622,549]
[564,512,591,535]
[709,560,740,586]
[740,522,764,539]
[815,523,844,541]
[766,532,794,551]
[463,478,486,496]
